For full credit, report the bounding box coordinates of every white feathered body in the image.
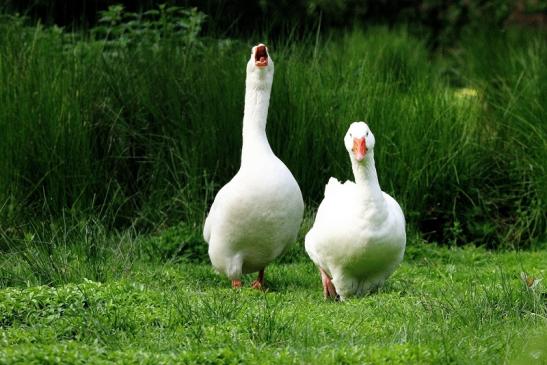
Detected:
[204,142,304,280]
[305,177,406,299]
[204,46,304,281]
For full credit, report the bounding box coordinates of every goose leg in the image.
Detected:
[231,279,242,289]
[251,269,265,290]
[320,268,338,300]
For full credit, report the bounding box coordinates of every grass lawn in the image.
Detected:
[1,240,545,364]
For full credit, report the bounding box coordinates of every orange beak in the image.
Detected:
[255,45,268,68]
[352,137,367,161]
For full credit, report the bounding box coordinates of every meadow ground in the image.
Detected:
[1,232,546,365]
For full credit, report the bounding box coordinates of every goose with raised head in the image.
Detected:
[203,44,304,289]
[305,122,406,300]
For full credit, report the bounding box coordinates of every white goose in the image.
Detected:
[305,122,406,300]
[203,44,304,289]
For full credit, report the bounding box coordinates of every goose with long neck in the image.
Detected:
[305,122,406,300]
[204,44,304,289]
[241,46,273,162]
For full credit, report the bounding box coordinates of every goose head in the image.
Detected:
[344,121,375,163]
[246,43,274,89]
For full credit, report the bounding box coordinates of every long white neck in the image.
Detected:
[241,79,273,163]
[351,151,383,201]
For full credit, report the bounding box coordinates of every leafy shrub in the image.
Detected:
[92,4,206,50]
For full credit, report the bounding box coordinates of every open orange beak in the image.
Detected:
[352,137,367,161]
[255,44,268,68]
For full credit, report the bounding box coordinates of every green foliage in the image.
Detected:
[454,29,547,246]
[0,7,210,230]
[0,10,545,248]
[413,0,515,47]
[143,223,207,262]
[93,4,206,50]
[0,217,138,287]
[0,241,546,364]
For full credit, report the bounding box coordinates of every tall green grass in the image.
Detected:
[451,29,547,245]
[0,13,545,247]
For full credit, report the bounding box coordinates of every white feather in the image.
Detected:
[204,45,304,280]
[305,122,406,299]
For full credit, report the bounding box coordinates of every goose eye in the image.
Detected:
[366,132,369,137]
[349,133,352,137]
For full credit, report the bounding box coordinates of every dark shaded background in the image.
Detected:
[5,0,542,47]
